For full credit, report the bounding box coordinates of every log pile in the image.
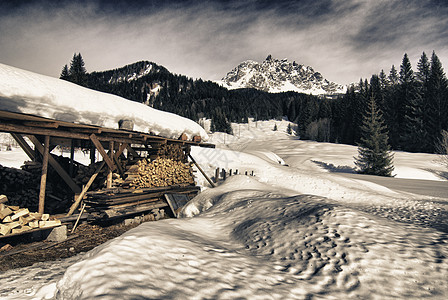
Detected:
[0,198,61,236]
[125,158,194,188]
[156,144,188,162]
[0,164,38,209]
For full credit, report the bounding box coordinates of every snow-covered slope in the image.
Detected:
[0,63,208,140]
[2,132,448,299]
[219,55,346,95]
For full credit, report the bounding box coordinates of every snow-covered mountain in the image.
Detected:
[220,55,346,95]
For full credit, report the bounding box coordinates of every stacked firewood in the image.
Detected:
[74,162,109,190]
[74,160,126,190]
[0,161,74,214]
[0,198,61,236]
[125,158,194,188]
[156,144,188,163]
[0,164,39,210]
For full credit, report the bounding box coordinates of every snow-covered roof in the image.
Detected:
[0,63,208,141]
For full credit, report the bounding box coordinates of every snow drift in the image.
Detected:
[0,63,208,141]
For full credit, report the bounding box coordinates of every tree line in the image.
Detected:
[60,51,447,154]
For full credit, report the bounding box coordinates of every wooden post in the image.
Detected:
[215,168,219,183]
[66,161,106,216]
[66,146,127,216]
[29,135,81,193]
[38,135,50,214]
[90,143,96,165]
[229,169,232,176]
[72,202,87,233]
[107,141,114,188]
[69,139,75,177]
[188,154,216,188]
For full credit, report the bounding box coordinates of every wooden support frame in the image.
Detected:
[188,154,215,188]
[28,135,81,193]
[10,133,35,160]
[90,134,116,171]
[38,135,50,214]
[66,145,128,216]
[106,141,114,188]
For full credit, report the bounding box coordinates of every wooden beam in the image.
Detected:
[28,135,81,193]
[90,134,116,171]
[38,136,50,214]
[126,144,140,159]
[69,139,75,177]
[112,144,125,178]
[188,154,216,188]
[10,133,35,160]
[22,121,59,128]
[107,141,114,188]
[66,161,106,216]
[90,143,96,165]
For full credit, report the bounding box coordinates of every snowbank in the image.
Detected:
[0,63,208,141]
[8,176,447,299]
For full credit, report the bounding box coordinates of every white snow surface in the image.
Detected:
[1,122,448,298]
[0,63,208,141]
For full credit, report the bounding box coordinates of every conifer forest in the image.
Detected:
[61,51,448,154]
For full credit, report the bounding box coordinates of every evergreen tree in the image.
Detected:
[69,53,87,86]
[427,51,448,151]
[398,53,419,150]
[355,97,394,176]
[388,65,399,85]
[60,64,69,80]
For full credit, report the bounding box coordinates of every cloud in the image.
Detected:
[0,0,447,85]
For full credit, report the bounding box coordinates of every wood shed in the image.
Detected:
[0,110,214,238]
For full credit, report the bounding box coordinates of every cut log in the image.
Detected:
[8,221,21,230]
[19,215,35,225]
[30,212,43,220]
[12,225,31,234]
[29,220,39,228]
[0,207,13,219]
[39,220,61,228]
[0,195,8,204]
[41,213,50,221]
[0,224,11,235]
[11,208,30,221]
[2,216,12,223]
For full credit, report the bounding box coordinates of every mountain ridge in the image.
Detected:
[219,55,346,95]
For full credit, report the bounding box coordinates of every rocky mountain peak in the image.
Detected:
[220,56,346,95]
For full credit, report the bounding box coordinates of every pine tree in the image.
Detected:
[399,53,419,150]
[388,65,399,85]
[68,53,87,86]
[427,51,448,151]
[355,97,394,176]
[60,64,69,80]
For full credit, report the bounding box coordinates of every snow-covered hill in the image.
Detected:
[0,63,208,141]
[219,55,347,95]
[1,128,447,299]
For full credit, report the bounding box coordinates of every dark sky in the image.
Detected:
[1,0,447,84]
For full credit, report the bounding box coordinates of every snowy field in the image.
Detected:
[0,64,447,299]
[1,119,448,299]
